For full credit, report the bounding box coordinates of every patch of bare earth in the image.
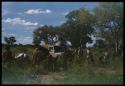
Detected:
[34,72,65,84]
[94,66,117,75]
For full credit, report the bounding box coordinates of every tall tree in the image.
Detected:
[33,25,61,45]
[64,8,95,48]
[93,2,123,53]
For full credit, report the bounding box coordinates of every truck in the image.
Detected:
[48,45,65,58]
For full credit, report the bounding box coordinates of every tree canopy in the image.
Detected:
[33,2,123,51]
[4,36,16,45]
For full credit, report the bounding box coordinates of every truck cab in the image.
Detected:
[48,45,65,58]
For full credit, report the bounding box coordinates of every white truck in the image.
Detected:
[48,45,65,58]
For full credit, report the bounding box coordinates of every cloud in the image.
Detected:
[8,33,16,36]
[22,36,33,44]
[14,36,33,44]
[2,18,39,27]
[23,37,32,41]
[2,31,16,39]
[3,31,16,37]
[25,9,52,14]
[2,29,7,35]
[62,10,72,16]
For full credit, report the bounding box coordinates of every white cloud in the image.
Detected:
[25,9,52,14]
[26,24,44,30]
[8,33,16,36]
[3,31,16,37]
[14,36,33,44]
[2,31,16,40]
[23,36,32,41]
[2,18,39,27]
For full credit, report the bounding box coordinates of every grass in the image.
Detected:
[2,46,123,84]
[55,60,123,84]
[56,64,123,84]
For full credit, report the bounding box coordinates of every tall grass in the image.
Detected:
[2,46,123,84]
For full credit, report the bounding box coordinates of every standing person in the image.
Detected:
[47,55,58,72]
[78,47,84,64]
[32,45,42,65]
[77,47,80,62]
[86,48,94,64]
[99,51,109,65]
[103,48,109,65]
[32,45,48,65]
[63,47,72,70]
[71,48,77,62]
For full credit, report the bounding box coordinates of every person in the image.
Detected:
[63,47,73,70]
[2,45,13,62]
[78,47,84,64]
[86,48,94,64]
[99,55,104,64]
[76,47,80,62]
[99,51,109,65]
[47,55,58,72]
[103,51,109,64]
[73,48,77,61]
[32,45,49,65]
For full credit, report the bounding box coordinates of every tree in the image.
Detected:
[33,8,95,48]
[64,8,95,48]
[33,25,61,45]
[4,36,16,45]
[95,39,105,48]
[93,2,123,53]
[4,37,10,44]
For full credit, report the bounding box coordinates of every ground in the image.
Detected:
[2,46,123,85]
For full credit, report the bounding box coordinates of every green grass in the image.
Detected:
[55,64,123,84]
[2,46,123,84]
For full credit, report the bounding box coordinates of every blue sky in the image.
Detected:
[2,2,98,44]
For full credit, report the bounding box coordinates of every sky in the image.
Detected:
[2,2,98,44]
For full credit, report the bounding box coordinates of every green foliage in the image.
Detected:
[93,2,123,53]
[33,8,94,48]
[2,2,123,84]
[64,8,95,47]
[33,25,59,45]
[56,62,123,84]
[2,46,123,84]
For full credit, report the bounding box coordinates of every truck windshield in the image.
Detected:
[54,46,64,53]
